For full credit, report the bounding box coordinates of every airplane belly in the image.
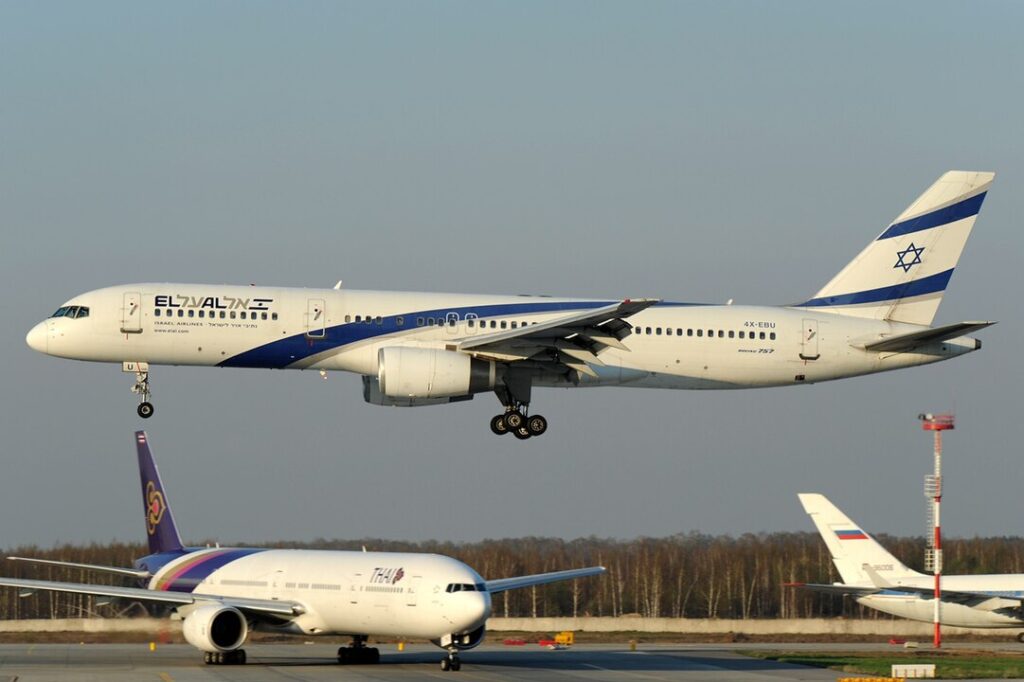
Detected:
[858,595,1024,628]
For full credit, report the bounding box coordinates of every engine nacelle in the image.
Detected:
[377,347,496,400]
[362,376,475,407]
[432,625,486,651]
[182,604,248,653]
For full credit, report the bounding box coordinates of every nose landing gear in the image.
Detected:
[125,362,154,419]
[440,650,462,671]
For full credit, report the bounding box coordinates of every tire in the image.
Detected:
[1017,632,1024,644]
[490,414,509,435]
[526,414,547,436]
[450,658,461,671]
[338,648,348,664]
[236,649,246,665]
[513,426,531,440]
[368,648,380,664]
[137,402,154,419]
[504,411,523,430]
[440,657,451,671]
[203,652,212,665]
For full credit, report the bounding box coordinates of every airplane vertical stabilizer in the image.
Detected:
[799,171,994,325]
[135,431,184,555]
[798,493,922,585]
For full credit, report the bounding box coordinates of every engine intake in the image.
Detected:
[182,604,248,653]
[377,347,495,400]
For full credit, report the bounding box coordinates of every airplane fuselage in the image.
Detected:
[856,573,1024,628]
[136,546,490,639]
[28,283,981,393]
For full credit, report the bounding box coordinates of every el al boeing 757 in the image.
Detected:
[793,493,1024,639]
[26,172,995,438]
[0,432,603,670]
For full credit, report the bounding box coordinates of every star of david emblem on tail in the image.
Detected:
[894,242,925,272]
[146,481,166,535]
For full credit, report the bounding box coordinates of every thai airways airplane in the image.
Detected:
[0,432,604,670]
[25,171,995,438]
[794,493,1024,639]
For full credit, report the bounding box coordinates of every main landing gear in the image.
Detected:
[338,636,380,664]
[203,649,246,665]
[489,408,548,439]
[1016,632,1024,644]
[126,362,154,419]
[440,649,462,672]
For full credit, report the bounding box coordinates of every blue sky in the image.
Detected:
[2,2,1022,548]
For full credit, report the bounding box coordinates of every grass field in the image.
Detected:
[747,650,1024,679]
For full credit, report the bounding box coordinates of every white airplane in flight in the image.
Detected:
[794,493,1024,638]
[0,432,604,670]
[26,171,995,438]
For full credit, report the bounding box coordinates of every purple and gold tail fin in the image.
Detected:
[135,431,184,554]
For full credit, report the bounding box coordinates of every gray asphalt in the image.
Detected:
[0,642,892,681]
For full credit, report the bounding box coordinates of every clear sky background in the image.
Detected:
[2,1,1022,549]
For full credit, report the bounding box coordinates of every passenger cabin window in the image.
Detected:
[770,332,776,340]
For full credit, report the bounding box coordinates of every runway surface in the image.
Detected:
[0,641,920,681]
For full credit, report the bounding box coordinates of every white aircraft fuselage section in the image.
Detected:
[141,547,490,638]
[857,573,1024,628]
[29,283,979,389]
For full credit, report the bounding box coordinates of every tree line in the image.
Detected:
[3,532,1024,621]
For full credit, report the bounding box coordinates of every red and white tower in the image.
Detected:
[919,412,954,649]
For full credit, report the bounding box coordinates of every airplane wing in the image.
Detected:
[484,566,606,594]
[0,577,303,617]
[7,556,151,580]
[785,581,879,597]
[458,299,658,378]
[860,321,994,353]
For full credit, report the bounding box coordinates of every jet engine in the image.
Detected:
[362,376,475,406]
[182,604,249,652]
[433,624,486,651]
[377,347,496,400]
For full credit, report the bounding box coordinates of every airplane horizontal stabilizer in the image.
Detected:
[6,556,151,580]
[860,321,994,353]
[0,577,304,617]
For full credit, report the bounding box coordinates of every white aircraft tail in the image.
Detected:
[798,493,923,585]
[799,171,994,325]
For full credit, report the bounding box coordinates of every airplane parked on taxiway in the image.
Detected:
[26,172,995,438]
[0,432,604,671]
[794,493,1024,640]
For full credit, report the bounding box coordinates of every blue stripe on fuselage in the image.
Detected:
[876,192,986,240]
[220,300,623,368]
[797,269,953,308]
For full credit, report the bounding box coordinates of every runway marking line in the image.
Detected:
[159,673,174,682]
[582,662,665,680]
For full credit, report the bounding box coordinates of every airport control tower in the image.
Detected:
[920,412,954,649]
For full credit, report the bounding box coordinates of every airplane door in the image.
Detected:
[445,311,460,336]
[405,576,422,607]
[800,319,820,361]
[306,299,326,338]
[121,292,142,333]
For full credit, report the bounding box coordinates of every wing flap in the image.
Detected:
[485,566,605,594]
[860,321,994,352]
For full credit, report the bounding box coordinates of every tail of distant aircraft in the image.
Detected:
[136,431,184,555]
[799,171,994,326]
[798,493,923,585]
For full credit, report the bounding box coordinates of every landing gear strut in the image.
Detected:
[440,650,462,672]
[203,649,246,665]
[126,362,154,419]
[338,636,380,664]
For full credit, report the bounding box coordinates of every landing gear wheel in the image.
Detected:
[526,414,547,436]
[237,649,246,665]
[440,657,451,671]
[513,426,531,440]
[503,411,524,430]
[337,647,349,664]
[1017,632,1024,644]
[137,402,154,419]
[204,652,212,664]
[490,414,509,435]
[450,657,461,671]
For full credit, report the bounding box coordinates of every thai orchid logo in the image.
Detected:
[146,481,166,535]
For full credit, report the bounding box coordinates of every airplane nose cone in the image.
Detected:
[26,322,48,354]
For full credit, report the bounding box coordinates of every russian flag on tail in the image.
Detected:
[835,529,868,541]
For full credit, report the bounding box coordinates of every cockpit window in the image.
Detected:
[445,583,486,593]
[50,306,89,319]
